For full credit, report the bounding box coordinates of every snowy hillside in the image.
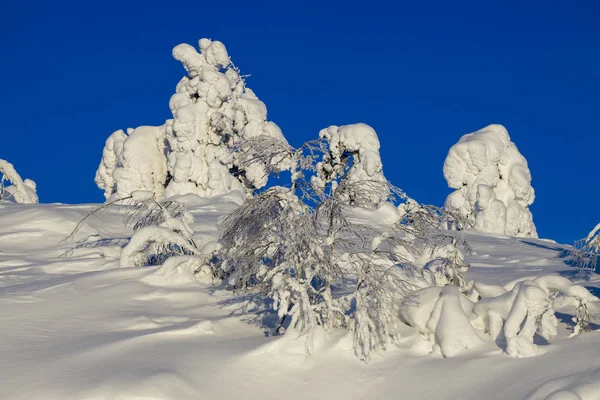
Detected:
[1,200,599,400]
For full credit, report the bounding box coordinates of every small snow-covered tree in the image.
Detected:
[569,222,600,273]
[0,159,38,204]
[443,124,537,237]
[118,190,198,267]
[95,38,289,201]
[215,123,471,362]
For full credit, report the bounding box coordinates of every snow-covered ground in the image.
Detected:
[1,201,599,400]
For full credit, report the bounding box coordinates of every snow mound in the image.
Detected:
[443,124,537,237]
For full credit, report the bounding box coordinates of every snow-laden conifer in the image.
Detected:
[443,124,537,237]
[95,39,289,201]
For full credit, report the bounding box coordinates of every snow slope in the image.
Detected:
[1,200,599,400]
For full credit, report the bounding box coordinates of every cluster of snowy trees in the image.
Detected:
[0,159,38,204]
[87,38,598,362]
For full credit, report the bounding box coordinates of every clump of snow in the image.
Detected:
[426,285,483,357]
[141,255,213,285]
[400,273,598,358]
[0,159,38,204]
[443,124,537,237]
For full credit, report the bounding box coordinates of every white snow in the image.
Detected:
[443,124,537,237]
[1,200,600,399]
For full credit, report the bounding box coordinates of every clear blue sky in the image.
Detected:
[1,0,599,244]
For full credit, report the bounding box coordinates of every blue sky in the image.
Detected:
[1,0,599,244]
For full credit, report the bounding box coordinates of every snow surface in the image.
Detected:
[1,201,600,399]
[317,123,388,208]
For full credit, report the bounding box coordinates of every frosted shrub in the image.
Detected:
[119,191,198,267]
[0,159,38,204]
[214,123,470,362]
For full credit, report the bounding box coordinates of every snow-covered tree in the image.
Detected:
[95,127,167,200]
[312,123,389,209]
[214,123,471,363]
[400,274,598,358]
[569,222,600,272]
[443,124,537,237]
[95,38,289,201]
[0,159,38,204]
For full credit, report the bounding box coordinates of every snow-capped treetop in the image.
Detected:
[0,159,38,204]
[443,124,537,238]
[315,123,388,208]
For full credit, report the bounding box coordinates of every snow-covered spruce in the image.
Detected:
[95,39,289,201]
[215,123,471,363]
[443,124,537,237]
[313,123,388,209]
[0,159,38,204]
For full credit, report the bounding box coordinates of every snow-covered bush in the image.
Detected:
[0,159,38,204]
[95,38,288,201]
[569,223,600,272]
[63,189,199,268]
[443,124,537,237]
[119,191,198,267]
[214,123,471,363]
[401,274,598,358]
